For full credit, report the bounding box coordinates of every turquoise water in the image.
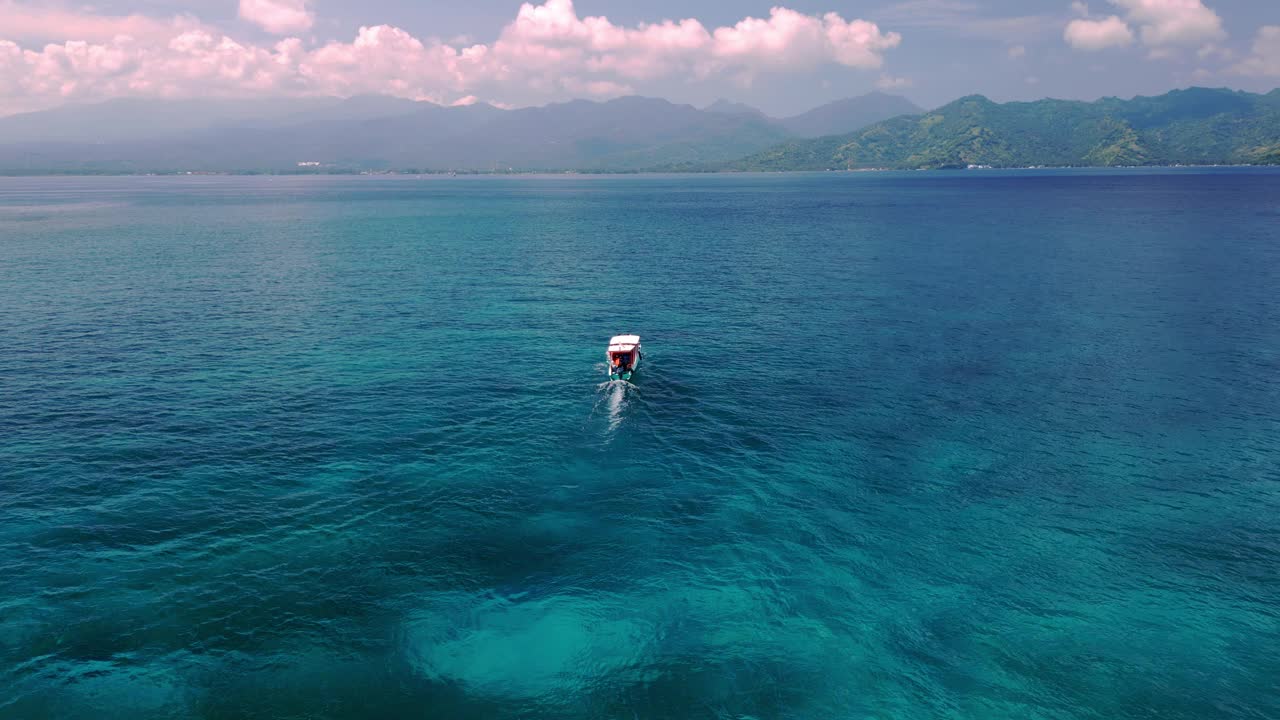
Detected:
[2,170,1278,719]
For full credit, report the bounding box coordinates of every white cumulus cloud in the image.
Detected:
[487,0,901,85]
[1111,0,1225,48]
[1064,0,1226,55]
[0,1,200,43]
[1065,16,1134,50]
[712,7,901,71]
[1231,26,1280,78]
[239,0,314,35]
[0,0,906,115]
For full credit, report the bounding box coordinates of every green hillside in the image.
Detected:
[720,88,1280,171]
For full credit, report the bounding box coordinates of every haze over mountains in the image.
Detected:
[0,93,921,173]
[1,88,1276,173]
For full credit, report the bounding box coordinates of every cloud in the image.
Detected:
[238,0,314,35]
[1064,0,1226,55]
[719,8,901,69]
[1064,16,1134,50]
[0,2,199,43]
[1111,0,1225,48]
[1231,26,1280,77]
[0,31,302,112]
[559,78,635,97]
[876,74,913,89]
[488,1,900,83]
[1196,43,1231,61]
[874,1,1056,40]
[0,0,904,115]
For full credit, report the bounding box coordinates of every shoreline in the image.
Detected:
[0,163,1275,178]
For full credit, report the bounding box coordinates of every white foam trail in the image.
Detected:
[606,380,626,433]
[586,376,633,438]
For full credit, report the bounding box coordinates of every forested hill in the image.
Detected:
[719,88,1280,171]
[0,93,918,173]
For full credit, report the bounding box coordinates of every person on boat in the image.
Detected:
[612,355,623,373]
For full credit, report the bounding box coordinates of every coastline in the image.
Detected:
[1,163,1276,178]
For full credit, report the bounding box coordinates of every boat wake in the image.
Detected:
[589,368,635,435]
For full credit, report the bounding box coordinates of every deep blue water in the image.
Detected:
[2,170,1278,719]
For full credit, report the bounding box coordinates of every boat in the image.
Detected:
[607,335,642,381]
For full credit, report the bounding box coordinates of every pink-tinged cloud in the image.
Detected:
[0,2,199,43]
[560,77,635,97]
[239,0,314,35]
[1110,0,1225,48]
[0,0,903,115]
[486,1,899,82]
[1232,26,1280,77]
[712,8,901,70]
[299,25,476,101]
[1065,16,1135,50]
[1065,0,1226,55]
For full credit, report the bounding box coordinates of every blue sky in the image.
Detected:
[1,0,1277,116]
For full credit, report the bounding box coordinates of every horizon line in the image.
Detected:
[1,84,1275,123]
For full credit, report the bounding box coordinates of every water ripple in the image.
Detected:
[2,172,1279,719]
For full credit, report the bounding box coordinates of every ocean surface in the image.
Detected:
[2,169,1278,720]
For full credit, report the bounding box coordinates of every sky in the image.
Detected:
[0,0,1277,117]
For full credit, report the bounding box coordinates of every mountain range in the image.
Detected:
[1,88,1276,173]
[720,87,1280,171]
[0,93,920,173]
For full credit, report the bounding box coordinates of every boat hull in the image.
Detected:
[606,335,641,382]
[608,352,640,381]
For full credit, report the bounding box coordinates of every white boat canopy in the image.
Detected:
[608,335,641,353]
